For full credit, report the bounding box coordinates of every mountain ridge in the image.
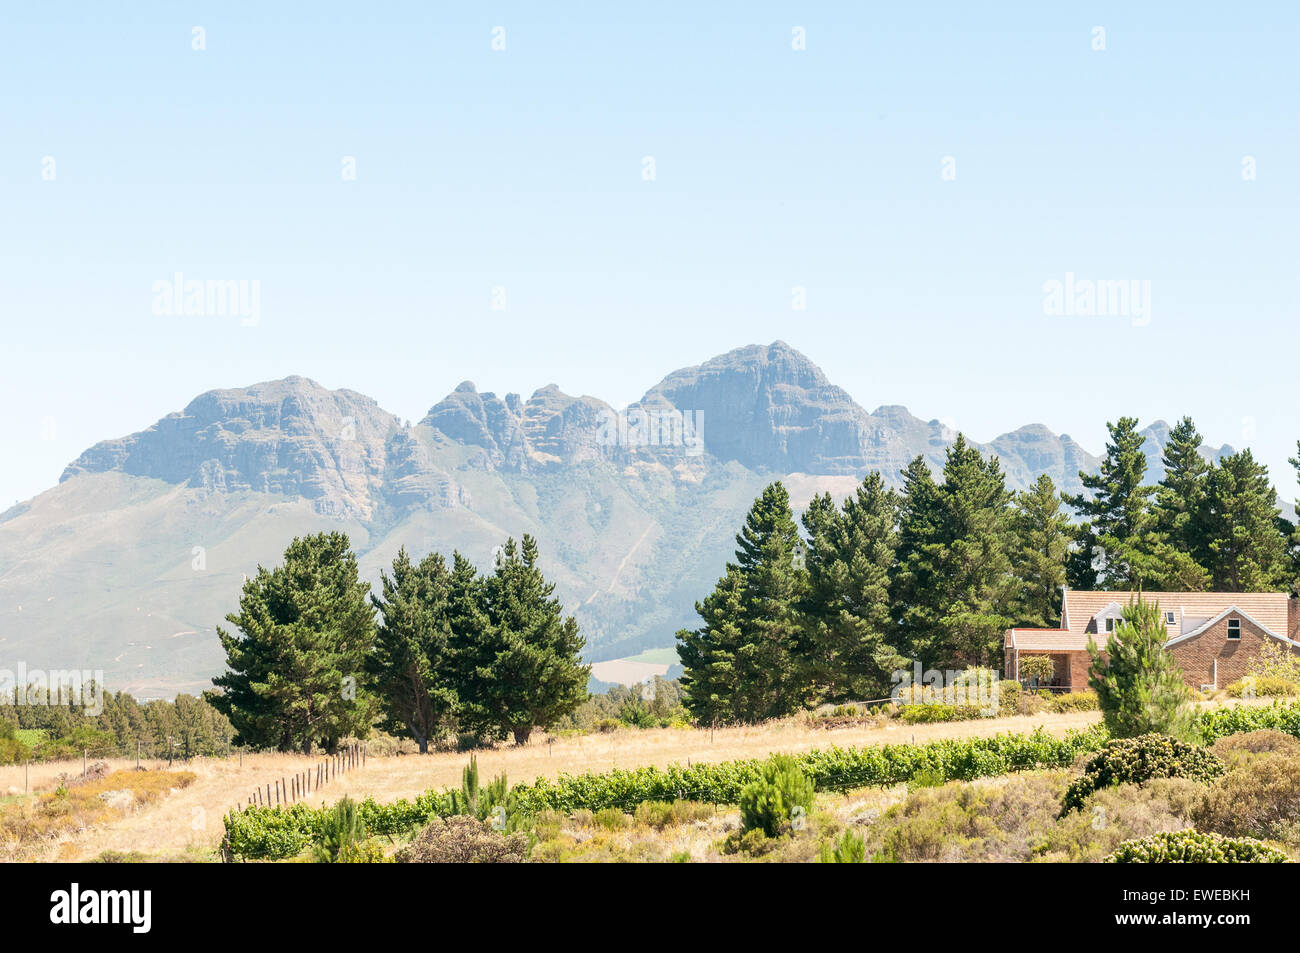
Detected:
[3,341,1232,697]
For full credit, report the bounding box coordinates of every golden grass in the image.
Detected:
[0,769,196,861]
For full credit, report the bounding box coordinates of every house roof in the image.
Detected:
[1063,590,1291,641]
[1005,628,1090,652]
[1006,590,1294,653]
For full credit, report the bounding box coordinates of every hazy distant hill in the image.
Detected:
[0,341,1226,697]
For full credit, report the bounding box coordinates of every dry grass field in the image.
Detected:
[0,707,1105,862]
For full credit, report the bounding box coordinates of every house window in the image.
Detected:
[1227,619,1241,640]
[1165,611,1176,625]
[1105,617,1118,633]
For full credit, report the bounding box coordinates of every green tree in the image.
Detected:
[454,536,589,744]
[800,473,905,702]
[894,438,1015,668]
[211,532,377,753]
[368,548,458,753]
[1087,597,1193,740]
[1200,450,1289,592]
[1152,416,1211,561]
[1011,474,1070,627]
[678,481,808,723]
[1064,417,1157,587]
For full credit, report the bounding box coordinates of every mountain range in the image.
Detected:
[0,341,1231,697]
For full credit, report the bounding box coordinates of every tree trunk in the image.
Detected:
[417,735,428,754]
[512,726,532,745]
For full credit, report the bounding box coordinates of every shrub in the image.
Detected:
[1226,676,1300,699]
[1104,830,1287,863]
[1089,597,1195,741]
[593,807,630,830]
[819,829,867,863]
[1035,778,1202,863]
[1051,691,1099,713]
[1193,753,1300,845]
[871,772,1066,863]
[1210,729,1300,763]
[633,800,713,829]
[312,797,368,863]
[395,815,530,863]
[738,755,815,837]
[1246,641,1300,685]
[1061,734,1225,815]
[997,681,1021,717]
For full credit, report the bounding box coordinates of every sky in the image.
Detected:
[2,1,1298,507]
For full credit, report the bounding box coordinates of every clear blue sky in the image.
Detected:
[3,1,1298,506]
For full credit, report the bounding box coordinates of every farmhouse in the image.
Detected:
[1004,589,1300,692]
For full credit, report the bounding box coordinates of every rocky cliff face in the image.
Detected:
[60,377,469,520]
[60,343,1209,516]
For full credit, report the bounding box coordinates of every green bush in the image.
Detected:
[312,797,367,863]
[593,807,630,830]
[1061,734,1225,815]
[819,829,867,863]
[1197,700,1300,743]
[738,755,815,837]
[633,800,712,829]
[1105,830,1287,863]
[1051,691,1099,713]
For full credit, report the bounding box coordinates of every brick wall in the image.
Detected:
[1167,614,1266,689]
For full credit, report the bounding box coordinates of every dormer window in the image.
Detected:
[1105,617,1118,633]
[1227,619,1241,640]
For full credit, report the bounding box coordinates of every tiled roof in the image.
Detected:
[1063,590,1289,639]
[1006,590,1293,652]
[1006,628,1090,651]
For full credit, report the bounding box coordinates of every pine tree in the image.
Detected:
[453,536,589,744]
[210,532,377,753]
[1200,450,1289,591]
[800,473,905,702]
[676,569,749,725]
[1088,596,1193,740]
[677,481,808,723]
[1153,416,1211,560]
[368,548,458,753]
[1010,474,1070,627]
[1064,417,1157,587]
[894,439,1016,668]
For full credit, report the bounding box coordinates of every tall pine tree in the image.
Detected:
[1010,474,1070,627]
[453,536,589,744]
[368,547,458,753]
[211,532,377,753]
[1064,417,1158,588]
[1200,449,1289,591]
[677,481,808,723]
[894,437,1015,668]
[800,473,905,702]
